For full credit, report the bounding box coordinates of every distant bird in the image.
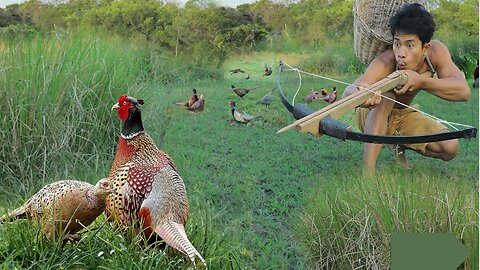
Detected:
[186,94,205,112]
[230,68,245,75]
[175,88,199,108]
[0,178,114,241]
[245,74,250,80]
[108,96,205,266]
[323,87,337,103]
[231,85,260,98]
[304,89,328,103]
[473,60,479,88]
[229,100,262,123]
[256,87,276,106]
[264,64,272,76]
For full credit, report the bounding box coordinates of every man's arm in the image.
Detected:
[394,41,470,101]
[343,50,397,107]
[342,50,398,175]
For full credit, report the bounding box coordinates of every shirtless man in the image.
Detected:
[343,3,470,174]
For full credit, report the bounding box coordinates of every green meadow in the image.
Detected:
[0,33,477,269]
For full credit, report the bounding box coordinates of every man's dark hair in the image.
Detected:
[389,3,435,45]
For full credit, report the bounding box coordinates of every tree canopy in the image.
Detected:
[1,0,477,67]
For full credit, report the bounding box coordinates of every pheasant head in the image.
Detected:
[112,95,145,138]
[94,178,115,200]
[87,178,115,210]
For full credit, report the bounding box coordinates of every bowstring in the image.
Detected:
[281,60,474,131]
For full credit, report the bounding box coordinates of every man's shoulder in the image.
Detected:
[429,40,449,55]
[375,49,396,65]
[369,49,396,74]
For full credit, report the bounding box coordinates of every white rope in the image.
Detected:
[291,67,302,106]
[281,61,474,130]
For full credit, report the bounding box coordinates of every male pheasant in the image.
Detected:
[229,68,245,74]
[231,85,260,98]
[106,95,205,266]
[263,64,272,76]
[304,89,327,103]
[0,178,113,241]
[175,88,199,108]
[186,94,205,112]
[323,87,337,103]
[230,100,262,123]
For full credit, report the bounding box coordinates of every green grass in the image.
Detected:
[0,32,478,269]
[297,171,478,269]
[0,31,149,195]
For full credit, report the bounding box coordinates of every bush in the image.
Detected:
[437,33,479,77]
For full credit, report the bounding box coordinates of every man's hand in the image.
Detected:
[394,70,424,95]
[360,90,382,108]
[347,84,383,109]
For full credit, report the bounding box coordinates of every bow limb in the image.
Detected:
[277,70,410,136]
[276,62,477,143]
[295,113,477,143]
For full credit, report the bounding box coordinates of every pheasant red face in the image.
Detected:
[112,95,132,122]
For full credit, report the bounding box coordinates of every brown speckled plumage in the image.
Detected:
[106,95,205,267]
[1,178,113,241]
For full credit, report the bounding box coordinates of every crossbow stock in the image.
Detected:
[276,61,477,144]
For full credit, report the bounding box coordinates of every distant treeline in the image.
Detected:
[1,0,478,68]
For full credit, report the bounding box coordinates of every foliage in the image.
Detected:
[0,1,478,269]
[0,31,219,196]
[300,36,365,76]
[1,0,477,69]
[437,33,478,76]
[0,33,478,269]
[432,0,479,36]
[0,205,245,269]
[432,0,479,75]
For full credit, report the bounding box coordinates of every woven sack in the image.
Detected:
[353,0,428,66]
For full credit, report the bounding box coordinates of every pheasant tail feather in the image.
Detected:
[155,220,206,267]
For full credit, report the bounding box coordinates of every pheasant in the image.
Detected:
[0,178,113,241]
[304,89,327,103]
[229,100,262,123]
[473,60,478,88]
[229,68,245,74]
[256,87,276,106]
[263,64,272,76]
[323,87,337,103]
[175,88,199,108]
[107,95,205,266]
[186,94,205,112]
[231,85,260,98]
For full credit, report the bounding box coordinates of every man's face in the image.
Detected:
[393,32,430,72]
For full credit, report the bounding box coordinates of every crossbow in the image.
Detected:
[276,61,477,144]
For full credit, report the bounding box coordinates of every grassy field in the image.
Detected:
[0,33,478,269]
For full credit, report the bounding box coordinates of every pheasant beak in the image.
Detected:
[112,103,120,111]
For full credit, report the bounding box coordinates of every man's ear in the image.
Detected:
[423,42,431,55]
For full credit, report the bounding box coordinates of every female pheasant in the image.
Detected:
[0,178,113,241]
[106,95,205,266]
